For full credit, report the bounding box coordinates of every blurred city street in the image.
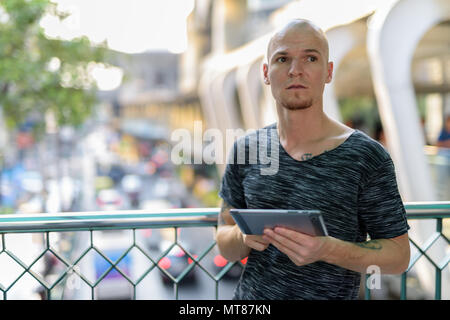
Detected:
[0,0,449,300]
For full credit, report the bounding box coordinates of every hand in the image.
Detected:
[262,227,330,266]
[242,234,270,252]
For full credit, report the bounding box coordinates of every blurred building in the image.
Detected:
[98,49,203,141]
[183,0,450,202]
[178,0,450,299]
[112,51,179,107]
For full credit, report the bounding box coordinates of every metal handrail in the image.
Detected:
[0,201,449,233]
[0,202,448,300]
[403,201,450,218]
[0,208,220,233]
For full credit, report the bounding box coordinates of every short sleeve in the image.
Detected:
[218,141,247,209]
[357,158,410,240]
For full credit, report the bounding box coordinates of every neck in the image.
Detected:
[276,105,331,147]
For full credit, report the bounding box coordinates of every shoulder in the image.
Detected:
[350,129,391,163]
[345,130,399,186]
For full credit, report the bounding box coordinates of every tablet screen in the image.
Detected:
[229,209,327,236]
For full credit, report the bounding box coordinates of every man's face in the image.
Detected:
[263,25,333,111]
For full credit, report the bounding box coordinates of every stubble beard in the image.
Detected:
[281,98,313,111]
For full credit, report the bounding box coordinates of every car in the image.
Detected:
[140,199,174,211]
[157,240,197,285]
[95,176,114,192]
[93,230,135,300]
[121,174,142,208]
[212,252,247,280]
[108,164,125,185]
[20,171,43,193]
[61,230,138,300]
[18,194,44,214]
[94,247,133,300]
[96,189,123,211]
[139,199,174,250]
[150,178,170,199]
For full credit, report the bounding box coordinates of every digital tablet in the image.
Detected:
[229,209,328,236]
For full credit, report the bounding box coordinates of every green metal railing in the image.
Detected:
[365,201,450,300]
[0,202,449,300]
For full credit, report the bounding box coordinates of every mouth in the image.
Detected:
[286,84,307,90]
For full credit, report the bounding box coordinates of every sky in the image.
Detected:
[38,0,195,90]
[40,0,195,54]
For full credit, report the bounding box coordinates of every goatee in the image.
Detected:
[281,99,313,110]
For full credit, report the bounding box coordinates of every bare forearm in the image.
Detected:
[322,237,409,274]
[216,224,251,262]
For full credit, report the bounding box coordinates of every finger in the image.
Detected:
[265,235,305,266]
[263,231,293,253]
[245,237,268,251]
[248,234,270,244]
[273,227,312,243]
[264,228,304,252]
[264,229,310,258]
[251,241,268,251]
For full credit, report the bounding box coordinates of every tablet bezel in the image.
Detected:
[229,209,328,236]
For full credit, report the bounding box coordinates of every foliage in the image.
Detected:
[0,0,107,135]
[338,95,379,131]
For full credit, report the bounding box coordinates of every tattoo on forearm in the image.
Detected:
[218,201,232,225]
[355,240,383,250]
[301,153,313,161]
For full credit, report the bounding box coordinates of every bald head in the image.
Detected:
[267,19,329,64]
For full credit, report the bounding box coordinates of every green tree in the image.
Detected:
[0,0,107,134]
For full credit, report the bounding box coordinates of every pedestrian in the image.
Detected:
[216,19,410,300]
[436,114,450,148]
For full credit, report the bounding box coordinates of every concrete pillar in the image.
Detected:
[198,70,220,131]
[211,0,248,53]
[199,67,243,174]
[367,0,450,201]
[236,57,265,130]
[324,21,367,122]
[367,0,450,299]
[211,69,242,131]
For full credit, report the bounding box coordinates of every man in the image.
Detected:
[216,19,410,300]
[436,114,450,148]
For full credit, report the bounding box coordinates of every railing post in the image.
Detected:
[364,274,371,300]
[435,217,442,300]
[400,273,407,300]
[435,268,441,300]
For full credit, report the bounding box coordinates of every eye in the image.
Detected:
[307,56,318,62]
[276,56,287,63]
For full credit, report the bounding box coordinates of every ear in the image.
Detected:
[325,61,333,83]
[263,63,270,85]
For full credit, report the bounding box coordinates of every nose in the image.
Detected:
[288,59,304,77]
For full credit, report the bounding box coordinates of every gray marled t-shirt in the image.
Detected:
[219,122,409,300]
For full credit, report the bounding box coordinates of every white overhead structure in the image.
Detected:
[198,4,377,174]
[367,0,449,202]
[211,69,242,131]
[200,0,448,197]
[236,57,265,130]
[198,0,449,299]
[367,0,450,299]
[198,70,220,132]
[199,0,385,133]
[324,20,368,122]
[198,35,271,172]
